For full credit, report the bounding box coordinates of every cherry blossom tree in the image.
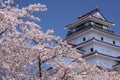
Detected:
[0,0,120,80]
[0,0,82,79]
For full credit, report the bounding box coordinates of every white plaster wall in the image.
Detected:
[67,29,120,47]
[79,41,120,57]
[93,44,120,57]
[67,29,120,57]
[69,32,93,44]
[80,44,94,55]
[91,31,120,46]
[86,56,117,68]
[96,56,117,68]
[86,57,98,65]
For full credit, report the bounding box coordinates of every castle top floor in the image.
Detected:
[65,8,114,36]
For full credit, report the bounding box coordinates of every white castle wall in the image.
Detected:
[86,56,117,68]
[67,28,120,68]
[68,29,120,46]
[79,41,120,57]
[93,44,120,57]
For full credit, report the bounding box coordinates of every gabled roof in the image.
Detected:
[97,65,117,72]
[66,42,84,53]
[78,8,105,20]
[65,8,114,29]
[67,42,77,47]
[116,56,120,59]
[113,63,120,68]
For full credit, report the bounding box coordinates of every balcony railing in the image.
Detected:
[67,25,114,36]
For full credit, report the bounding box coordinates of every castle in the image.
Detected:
[65,8,120,71]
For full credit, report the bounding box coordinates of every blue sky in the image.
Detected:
[18,0,120,38]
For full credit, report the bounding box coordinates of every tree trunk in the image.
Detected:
[38,56,42,79]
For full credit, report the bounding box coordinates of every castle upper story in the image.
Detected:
[65,8,114,37]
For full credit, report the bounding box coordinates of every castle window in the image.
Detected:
[90,22,95,25]
[102,26,108,30]
[113,41,115,44]
[101,37,103,41]
[83,37,86,41]
[84,22,90,26]
[90,48,93,52]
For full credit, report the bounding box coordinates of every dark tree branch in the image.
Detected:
[0,28,8,35]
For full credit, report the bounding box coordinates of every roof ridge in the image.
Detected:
[78,8,99,19]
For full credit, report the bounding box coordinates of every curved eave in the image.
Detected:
[90,16,114,26]
[113,64,120,68]
[83,52,120,61]
[65,16,114,29]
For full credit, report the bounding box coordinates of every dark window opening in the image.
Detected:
[90,48,93,52]
[113,41,115,44]
[101,37,103,41]
[83,37,86,41]
[84,22,90,26]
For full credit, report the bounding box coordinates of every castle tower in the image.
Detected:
[65,8,120,71]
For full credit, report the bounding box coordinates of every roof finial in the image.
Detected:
[79,12,82,17]
[78,12,82,19]
[95,4,99,9]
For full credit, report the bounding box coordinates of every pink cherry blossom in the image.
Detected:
[0,0,119,80]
